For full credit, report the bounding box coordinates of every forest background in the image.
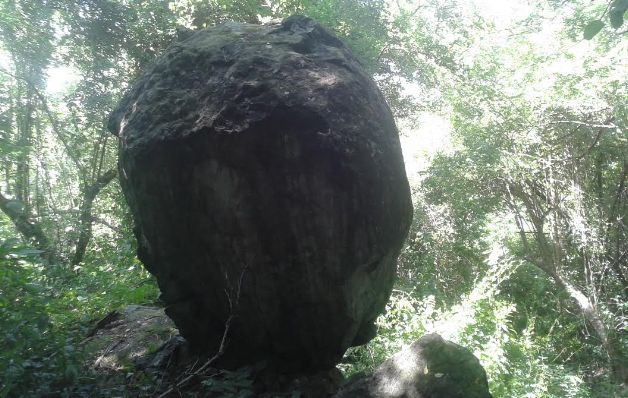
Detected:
[0,0,626,397]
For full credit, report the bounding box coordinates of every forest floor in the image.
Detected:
[81,305,343,397]
[79,305,182,397]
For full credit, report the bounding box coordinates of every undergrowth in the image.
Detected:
[340,289,626,398]
[2,231,625,397]
[0,236,158,398]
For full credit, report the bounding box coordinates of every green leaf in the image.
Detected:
[609,0,628,28]
[583,19,604,40]
[583,20,604,40]
[610,0,628,13]
[609,13,623,29]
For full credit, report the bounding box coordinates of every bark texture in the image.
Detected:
[109,16,412,371]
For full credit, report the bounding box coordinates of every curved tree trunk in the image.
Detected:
[0,190,56,263]
[548,269,628,385]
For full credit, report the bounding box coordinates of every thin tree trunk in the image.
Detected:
[70,168,117,266]
[15,81,34,205]
[606,160,628,292]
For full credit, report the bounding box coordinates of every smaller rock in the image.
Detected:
[334,334,493,398]
[84,305,177,371]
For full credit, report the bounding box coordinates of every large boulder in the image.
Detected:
[334,334,493,398]
[109,15,412,371]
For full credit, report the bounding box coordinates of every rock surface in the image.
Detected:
[334,334,493,398]
[109,15,412,371]
[84,305,177,371]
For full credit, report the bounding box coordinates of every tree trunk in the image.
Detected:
[0,190,55,263]
[508,181,628,385]
[15,81,34,205]
[535,228,628,385]
[70,168,117,266]
[548,268,628,385]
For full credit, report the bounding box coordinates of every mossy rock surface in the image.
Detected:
[84,305,177,371]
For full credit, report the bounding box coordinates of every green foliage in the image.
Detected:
[402,0,628,391]
[0,0,626,396]
[584,20,605,39]
[342,287,624,398]
[0,237,74,397]
[609,0,628,28]
[570,0,628,40]
[0,221,158,397]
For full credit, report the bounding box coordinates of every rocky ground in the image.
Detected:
[83,305,492,398]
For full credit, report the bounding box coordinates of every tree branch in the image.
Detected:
[156,266,248,398]
[549,120,617,129]
[71,168,118,266]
